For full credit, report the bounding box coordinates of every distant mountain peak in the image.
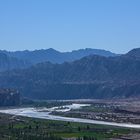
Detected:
[47,48,57,51]
[126,48,140,58]
[46,48,60,53]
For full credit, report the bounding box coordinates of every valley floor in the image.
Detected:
[0,99,140,140]
[52,99,140,124]
[0,113,139,140]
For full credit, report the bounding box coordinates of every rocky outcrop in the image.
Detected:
[0,89,20,106]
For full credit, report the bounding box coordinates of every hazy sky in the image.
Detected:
[0,0,140,53]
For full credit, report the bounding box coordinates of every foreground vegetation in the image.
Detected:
[0,113,138,140]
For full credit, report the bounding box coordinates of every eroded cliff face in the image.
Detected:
[0,89,20,106]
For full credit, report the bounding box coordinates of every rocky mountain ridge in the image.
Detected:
[0,48,139,100]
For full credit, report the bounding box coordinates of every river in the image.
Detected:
[0,103,140,129]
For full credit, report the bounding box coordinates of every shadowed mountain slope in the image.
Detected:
[0,53,30,72]
[0,48,139,100]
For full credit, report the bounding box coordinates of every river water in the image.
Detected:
[0,103,140,129]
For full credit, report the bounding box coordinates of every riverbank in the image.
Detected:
[0,113,138,140]
[0,103,140,129]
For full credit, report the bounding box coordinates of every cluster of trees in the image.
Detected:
[77,136,97,140]
[5,124,97,140]
[2,123,62,140]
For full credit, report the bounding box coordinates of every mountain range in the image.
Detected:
[0,48,117,65]
[0,48,117,72]
[0,48,139,100]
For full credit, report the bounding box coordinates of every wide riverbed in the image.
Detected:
[0,103,140,129]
